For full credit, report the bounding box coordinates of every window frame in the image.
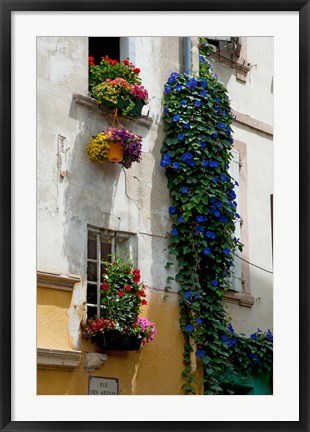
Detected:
[86,226,136,319]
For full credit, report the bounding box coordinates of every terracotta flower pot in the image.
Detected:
[108,142,123,162]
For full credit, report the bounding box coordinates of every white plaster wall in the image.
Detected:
[211,37,274,126]
[210,37,274,333]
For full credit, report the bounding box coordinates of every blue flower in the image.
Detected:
[199,54,206,63]
[214,210,220,217]
[214,98,220,103]
[217,122,226,128]
[249,352,261,363]
[172,162,180,169]
[211,279,218,287]
[223,248,231,255]
[227,323,234,333]
[227,337,237,347]
[171,228,179,236]
[186,78,197,90]
[164,85,172,93]
[211,132,218,139]
[180,100,187,106]
[181,186,189,193]
[189,160,196,167]
[199,79,207,89]
[196,318,202,325]
[184,291,192,299]
[194,100,201,107]
[219,216,228,223]
[175,85,183,91]
[212,177,218,184]
[234,181,239,187]
[196,349,205,358]
[172,114,181,122]
[199,90,207,97]
[265,330,273,342]
[229,138,234,144]
[209,160,219,168]
[160,153,171,167]
[200,141,207,148]
[215,201,223,209]
[178,216,185,223]
[221,335,229,342]
[203,247,210,255]
[228,190,237,200]
[220,174,229,182]
[250,333,258,340]
[163,106,168,113]
[202,160,208,167]
[181,152,194,165]
[169,206,176,214]
[196,215,207,223]
[235,213,240,219]
[209,197,217,203]
[195,226,204,234]
[183,122,191,129]
[206,231,216,239]
[185,324,194,332]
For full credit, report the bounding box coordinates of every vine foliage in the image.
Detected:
[161,38,273,395]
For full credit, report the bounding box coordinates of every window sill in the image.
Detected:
[73,93,153,129]
[37,347,82,371]
[37,271,80,292]
[223,291,254,308]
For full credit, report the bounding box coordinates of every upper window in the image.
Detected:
[86,227,136,319]
[89,37,120,65]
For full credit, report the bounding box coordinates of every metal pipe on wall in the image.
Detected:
[184,37,192,75]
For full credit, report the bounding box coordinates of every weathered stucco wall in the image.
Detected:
[210,37,274,333]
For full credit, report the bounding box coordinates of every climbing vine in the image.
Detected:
[161,38,273,395]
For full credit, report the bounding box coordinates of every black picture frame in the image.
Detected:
[1,1,309,431]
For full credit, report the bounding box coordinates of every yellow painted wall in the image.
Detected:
[37,287,203,395]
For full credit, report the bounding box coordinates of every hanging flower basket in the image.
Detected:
[107,142,124,162]
[87,125,143,169]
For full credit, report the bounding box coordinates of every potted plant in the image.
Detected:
[81,257,156,351]
[89,56,149,117]
[87,126,143,169]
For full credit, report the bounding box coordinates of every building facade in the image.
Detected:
[37,36,273,395]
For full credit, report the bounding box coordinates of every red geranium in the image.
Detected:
[133,269,140,283]
[133,68,140,74]
[101,283,109,291]
[125,285,132,291]
[117,290,125,297]
[122,59,130,66]
[140,299,147,306]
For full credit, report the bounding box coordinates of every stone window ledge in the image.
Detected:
[37,271,81,292]
[73,93,153,129]
[37,347,82,371]
[224,291,254,308]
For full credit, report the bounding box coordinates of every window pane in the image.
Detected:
[87,306,97,320]
[87,262,97,282]
[88,238,97,260]
[101,241,112,261]
[87,284,97,304]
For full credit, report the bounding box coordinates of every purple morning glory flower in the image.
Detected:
[178,216,185,223]
[183,122,191,129]
[203,247,210,255]
[185,324,194,332]
[175,85,183,91]
[214,210,220,217]
[181,187,189,193]
[196,318,202,325]
[200,141,207,148]
[164,85,172,93]
[169,206,176,214]
[199,90,207,97]
[250,333,258,340]
[209,160,219,168]
[196,349,205,358]
[196,215,207,223]
[227,323,234,333]
[194,100,201,107]
[206,231,216,239]
[223,248,231,255]
[202,160,208,167]
[211,279,218,287]
[180,100,187,106]
[172,162,180,169]
[221,335,229,342]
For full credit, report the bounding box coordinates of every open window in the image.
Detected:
[86,226,137,319]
